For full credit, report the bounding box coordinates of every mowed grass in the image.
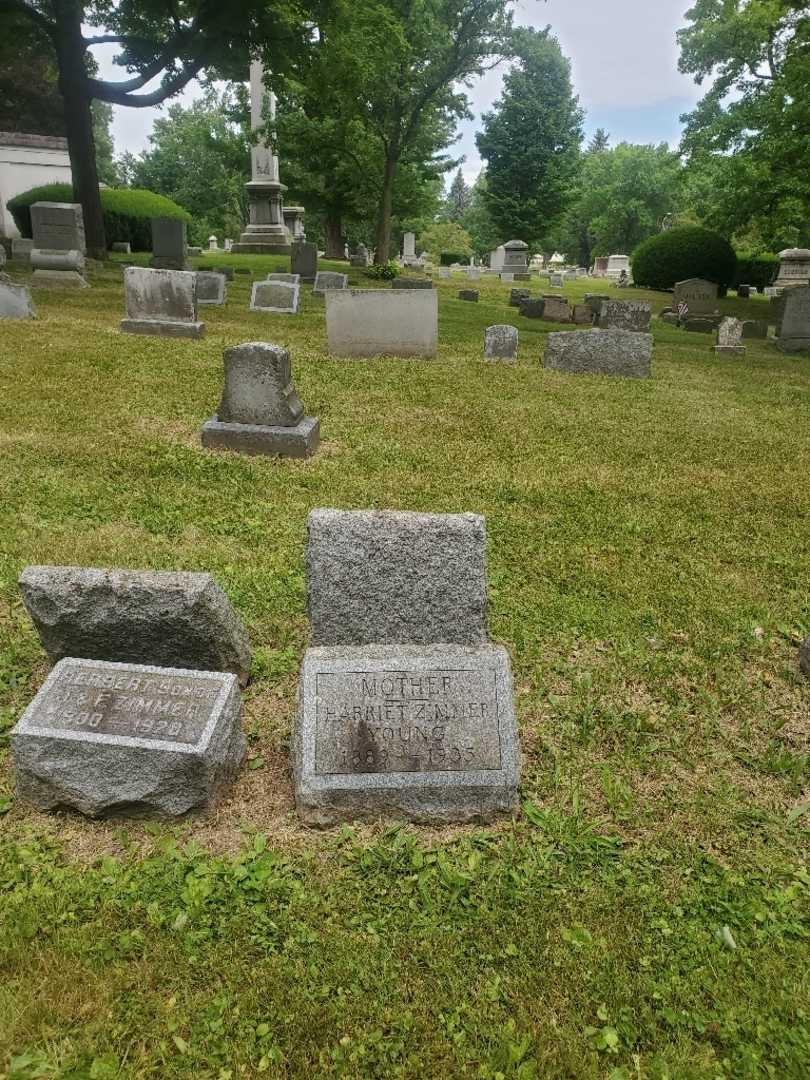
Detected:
[0,255,809,1079]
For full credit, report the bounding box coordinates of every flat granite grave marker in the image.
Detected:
[196,271,227,306]
[201,341,319,458]
[250,280,300,314]
[393,278,433,290]
[20,565,252,685]
[294,509,521,824]
[313,270,348,297]
[0,281,35,319]
[326,289,438,358]
[484,325,518,361]
[544,329,652,378]
[120,266,204,339]
[267,272,301,285]
[12,658,244,819]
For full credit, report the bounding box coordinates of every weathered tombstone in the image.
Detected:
[549,273,564,288]
[713,317,746,356]
[0,280,35,319]
[684,316,722,333]
[774,248,810,288]
[11,658,243,819]
[402,231,417,264]
[120,266,204,339]
[196,271,227,306]
[519,299,545,320]
[458,289,479,302]
[673,278,718,315]
[11,237,33,263]
[737,285,751,298]
[392,278,433,290]
[509,288,531,307]
[149,218,189,271]
[597,300,652,332]
[500,272,515,283]
[438,267,451,280]
[293,508,521,825]
[313,271,348,296]
[741,319,768,339]
[291,240,317,282]
[572,304,594,325]
[267,272,301,285]
[19,565,252,683]
[250,280,300,314]
[201,341,319,458]
[30,202,88,288]
[208,235,219,251]
[224,238,233,252]
[606,254,631,281]
[349,243,370,268]
[775,285,810,353]
[326,289,438,358]
[544,329,652,378]
[484,325,518,361]
[542,295,572,323]
[584,294,610,316]
[111,242,131,254]
[502,239,529,275]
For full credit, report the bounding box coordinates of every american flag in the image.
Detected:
[677,301,689,319]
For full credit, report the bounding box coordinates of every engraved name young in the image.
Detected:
[32,661,222,745]
[314,667,503,774]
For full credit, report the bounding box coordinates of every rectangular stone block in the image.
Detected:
[776,285,810,351]
[294,644,520,825]
[519,299,545,319]
[458,289,479,302]
[572,304,594,325]
[0,281,35,319]
[673,278,718,314]
[741,319,768,339]
[250,280,300,313]
[122,266,202,337]
[306,509,487,646]
[597,300,652,331]
[291,242,317,282]
[313,271,347,296]
[509,288,531,307]
[150,218,188,270]
[196,271,227,305]
[484,325,518,361]
[267,272,301,284]
[326,289,438,358]
[393,278,433,289]
[12,658,244,819]
[120,318,204,339]
[201,415,320,459]
[542,296,572,323]
[11,237,33,262]
[31,201,85,252]
[544,329,652,378]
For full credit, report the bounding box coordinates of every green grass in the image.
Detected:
[0,256,809,1079]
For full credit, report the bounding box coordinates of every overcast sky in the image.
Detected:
[98,0,703,181]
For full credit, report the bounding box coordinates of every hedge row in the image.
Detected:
[632,226,737,291]
[7,185,190,251]
[733,252,779,291]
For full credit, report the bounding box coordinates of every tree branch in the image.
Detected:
[0,0,55,35]
[91,59,206,107]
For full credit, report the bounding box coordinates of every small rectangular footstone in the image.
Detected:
[120,318,204,339]
[294,644,520,825]
[201,415,319,458]
[12,658,244,819]
[544,329,652,378]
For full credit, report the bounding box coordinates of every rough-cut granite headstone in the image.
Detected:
[313,271,348,297]
[326,289,438,358]
[196,271,227,306]
[150,218,189,271]
[597,300,652,332]
[12,658,243,819]
[519,298,545,319]
[741,319,768,339]
[291,242,318,283]
[307,509,487,646]
[19,566,252,685]
[484,325,518,361]
[775,285,810,353]
[201,341,319,458]
[393,278,433,290]
[544,329,652,378]
[572,304,594,325]
[121,266,204,339]
[458,289,479,302]
[295,508,520,825]
[0,281,35,319]
[250,280,300,314]
[714,317,746,356]
[509,288,531,307]
[542,295,571,323]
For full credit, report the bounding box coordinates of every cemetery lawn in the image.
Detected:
[1,256,809,1080]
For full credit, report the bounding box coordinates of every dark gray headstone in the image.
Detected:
[542,295,571,323]
[313,271,348,297]
[31,202,85,252]
[572,304,594,325]
[741,319,768,339]
[776,285,810,352]
[20,566,252,685]
[291,241,318,283]
[509,288,531,307]
[250,280,300,313]
[544,329,652,378]
[12,658,244,819]
[121,266,204,339]
[150,218,189,271]
[393,278,433,290]
[673,278,718,315]
[597,300,652,332]
[458,289,479,302]
[484,324,518,361]
[196,271,227,306]
[519,299,545,319]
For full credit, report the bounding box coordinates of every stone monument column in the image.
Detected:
[233,61,293,255]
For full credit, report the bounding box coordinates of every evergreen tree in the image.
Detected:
[475,27,583,244]
[445,168,471,221]
[587,128,610,153]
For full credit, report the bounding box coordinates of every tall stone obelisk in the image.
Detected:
[233,60,292,255]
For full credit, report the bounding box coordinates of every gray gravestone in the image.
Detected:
[30,201,88,288]
[572,304,594,325]
[20,566,252,684]
[201,341,319,458]
[741,319,768,339]
[12,658,243,819]
[120,266,204,338]
[0,281,35,319]
[196,271,227,306]
[519,299,545,319]
[484,325,518,361]
[213,266,235,281]
[291,241,318,283]
[673,278,718,315]
[313,271,348,297]
[737,285,751,298]
[584,294,610,315]
[458,289,479,302]
[549,273,564,287]
[12,237,33,263]
[502,239,529,274]
[326,289,438,358]
[150,218,189,270]
[294,509,520,825]
[714,317,746,356]
[544,329,652,378]
[509,288,531,307]
[542,295,572,323]
[597,300,652,332]
[684,315,722,333]
[267,272,301,285]
[111,242,131,254]
[393,278,433,290]
[500,272,515,283]
[775,286,810,353]
[250,280,300,314]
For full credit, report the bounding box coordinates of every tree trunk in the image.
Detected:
[324,215,345,259]
[373,153,397,264]
[52,0,106,258]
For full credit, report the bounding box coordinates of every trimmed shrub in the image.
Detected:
[7,184,190,251]
[440,251,468,266]
[734,252,779,291]
[364,261,401,281]
[631,226,737,291]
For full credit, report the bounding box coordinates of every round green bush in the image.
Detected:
[631,226,737,291]
[734,252,779,291]
[7,184,190,251]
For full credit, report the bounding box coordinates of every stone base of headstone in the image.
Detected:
[659,312,680,326]
[776,338,810,354]
[149,257,191,271]
[32,269,88,289]
[684,317,721,333]
[294,643,520,826]
[121,318,205,339]
[572,304,594,325]
[713,345,746,356]
[232,238,291,256]
[392,279,433,290]
[11,658,244,819]
[201,415,320,459]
